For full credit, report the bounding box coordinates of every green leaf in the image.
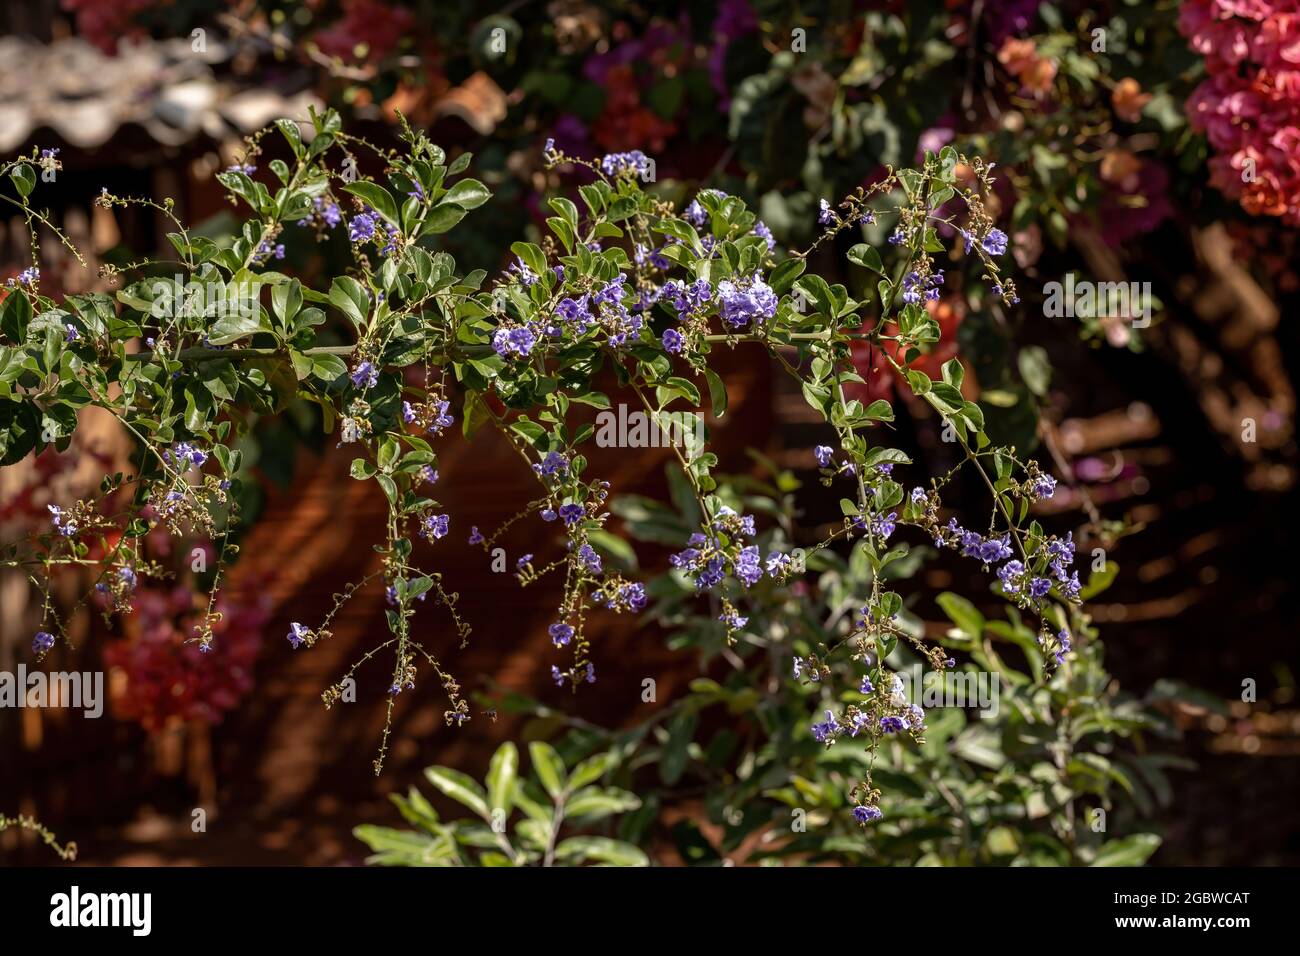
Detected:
[1091,834,1161,867]
[310,353,347,382]
[528,741,566,799]
[329,276,369,329]
[274,118,305,159]
[936,591,984,639]
[564,787,641,819]
[1018,346,1051,397]
[567,751,618,790]
[847,243,885,274]
[586,529,638,573]
[9,163,36,198]
[271,279,303,324]
[553,836,649,866]
[423,766,491,820]
[1,290,32,343]
[423,204,468,234]
[208,310,271,346]
[951,725,1003,769]
[769,258,806,294]
[352,824,440,859]
[659,710,697,786]
[703,367,727,418]
[662,376,700,407]
[442,178,491,210]
[0,399,40,465]
[343,181,400,227]
[486,742,518,817]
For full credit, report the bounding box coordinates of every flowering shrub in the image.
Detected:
[1182,0,1300,225]
[102,581,268,731]
[4,108,1088,829]
[530,463,1175,865]
[363,462,1179,866]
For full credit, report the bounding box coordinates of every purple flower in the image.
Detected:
[536,451,568,476]
[719,607,748,629]
[814,445,834,468]
[318,199,342,227]
[577,544,602,574]
[1030,474,1057,499]
[287,622,310,649]
[549,622,574,647]
[818,198,833,225]
[600,150,651,178]
[662,327,684,353]
[558,503,584,525]
[717,276,777,328]
[350,361,378,389]
[998,560,1025,594]
[468,526,484,545]
[492,326,537,359]
[32,631,55,654]
[735,546,763,587]
[618,582,647,612]
[47,504,76,537]
[811,710,839,743]
[871,511,897,541]
[902,269,944,304]
[982,228,1009,257]
[853,805,883,824]
[348,212,376,242]
[880,715,909,734]
[765,552,791,577]
[556,295,593,331]
[422,513,450,540]
[753,220,775,251]
[509,257,539,287]
[684,199,706,226]
[430,400,454,434]
[859,675,874,694]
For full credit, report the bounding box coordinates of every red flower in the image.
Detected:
[1183,0,1300,226]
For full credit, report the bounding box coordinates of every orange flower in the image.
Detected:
[997,37,1056,95]
[997,37,1039,75]
[1023,56,1058,94]
[1100,149,1143,191]
[1112,78,1153,123]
